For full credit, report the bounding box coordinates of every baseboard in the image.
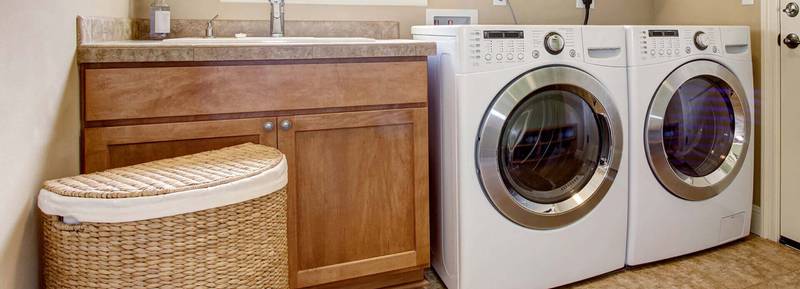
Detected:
[751,205,762,236]
[780,236,800,251]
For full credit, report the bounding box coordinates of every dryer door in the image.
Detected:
[477,66,624,229]
[646,60,751,201]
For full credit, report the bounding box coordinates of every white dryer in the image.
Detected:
[625,26,755,265]
[413,25,629,289]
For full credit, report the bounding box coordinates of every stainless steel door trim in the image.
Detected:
[476,66,624,230]
[646,60,751,201]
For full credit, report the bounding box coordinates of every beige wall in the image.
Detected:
[132,0,655,38]
[652,0,762,206]
[0,0,130,288]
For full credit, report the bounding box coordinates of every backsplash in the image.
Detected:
[77,16,400,44]
[77,17,136,44]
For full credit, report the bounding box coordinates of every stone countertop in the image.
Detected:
[78,39,437,63]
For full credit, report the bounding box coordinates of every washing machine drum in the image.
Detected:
[646,60,751,201]
[477,66,624,230]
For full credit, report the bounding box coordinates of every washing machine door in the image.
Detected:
[476,66,624,230]
[646,60,751,201]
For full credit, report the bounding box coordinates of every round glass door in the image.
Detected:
[477,67,623,229]
[646,60,751,201]
[499,85,603,205]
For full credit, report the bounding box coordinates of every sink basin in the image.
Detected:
[162,37,376,44]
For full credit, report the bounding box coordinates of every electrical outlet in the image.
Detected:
[576,0,596,9]
[433,16,472,25]
[494,0,507,6]
[426,9,479,25]
[741,0,754,5]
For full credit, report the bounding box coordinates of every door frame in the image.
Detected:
[760,0,782,241]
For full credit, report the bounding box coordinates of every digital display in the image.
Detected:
[484,30,524,39]
[648,30,679,37]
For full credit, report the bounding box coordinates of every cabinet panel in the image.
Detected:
[106,135,260,169]
[296,123,416,269]
[84,61,428,121]
[279,108,429,288]
[84,118,277,173]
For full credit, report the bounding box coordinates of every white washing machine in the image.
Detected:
[412,25,629,289]
[625,26,755,266]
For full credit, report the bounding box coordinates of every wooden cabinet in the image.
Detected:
[81,58,430,288]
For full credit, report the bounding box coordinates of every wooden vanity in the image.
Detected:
[79,43,433,287]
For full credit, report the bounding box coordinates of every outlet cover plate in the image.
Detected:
[494,0,507,6]
[576,0,596,8]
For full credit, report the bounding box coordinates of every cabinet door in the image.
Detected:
[83,118,278,173]
[278,108,429,288]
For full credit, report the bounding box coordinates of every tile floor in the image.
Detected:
[424,236,800,289]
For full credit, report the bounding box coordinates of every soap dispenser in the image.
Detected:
[149,0,171,39]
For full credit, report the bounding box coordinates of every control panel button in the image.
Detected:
[517,53,525,60]
[650,49,656,56]
[685,47,692,54]
[506,53,514,60]
[496,54,503,60]
[485,54,492,61]
[667,49,672,55]
[569,49,577,58]
[532,50,540,59]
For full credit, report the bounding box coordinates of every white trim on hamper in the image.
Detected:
[37,158,288,224]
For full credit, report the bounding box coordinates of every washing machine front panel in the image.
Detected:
[646,60,751,201]
[476,66,624,229]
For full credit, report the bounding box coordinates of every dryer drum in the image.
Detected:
[476,66,624,230]
[646,60,752,201]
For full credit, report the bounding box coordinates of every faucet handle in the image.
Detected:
[208,14,220,24]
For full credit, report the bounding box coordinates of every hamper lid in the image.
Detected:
[38,143,288,223]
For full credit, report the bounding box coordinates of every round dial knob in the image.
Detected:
[694,31,710,51]
[544,32,565,55]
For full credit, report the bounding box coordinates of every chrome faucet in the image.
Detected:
[206,14,219,38]
[269,0,285,37]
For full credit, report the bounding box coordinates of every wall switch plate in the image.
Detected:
[493,0,507,6]
[426,9,479,25]
[576,0,596,9]
[742,0,754,5]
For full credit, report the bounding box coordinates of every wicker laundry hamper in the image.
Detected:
[38,143,289,289]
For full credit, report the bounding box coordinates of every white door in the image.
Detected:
[780,0,800,244]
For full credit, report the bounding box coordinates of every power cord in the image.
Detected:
[507,0,519,25]
[583,0,593,25]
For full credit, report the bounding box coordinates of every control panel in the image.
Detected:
[478,30,527,64]
[629,27,723,66]
[463,28,583,72]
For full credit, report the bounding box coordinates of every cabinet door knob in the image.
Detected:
[263,121,275,132]
[280,120,293,131]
